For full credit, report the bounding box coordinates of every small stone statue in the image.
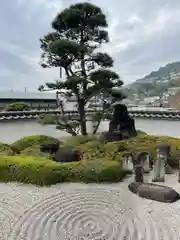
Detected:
[122,152,134,172]
[135,152,150,173]
[152,144,167,182]
[134,165,144,182]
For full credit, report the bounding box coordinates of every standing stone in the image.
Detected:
[152,147,166,182]
[134,165,144,182]
[122,152,134,172]
[156,143,171,163]
[135,152,150,173]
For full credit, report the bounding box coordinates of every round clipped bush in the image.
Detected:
[11,135,59,152]
[40,139,60,154]
[4,102,30,111]
[0,142,12,155]
[38,113,57,125]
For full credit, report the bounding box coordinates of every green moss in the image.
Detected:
[11,135,59,152]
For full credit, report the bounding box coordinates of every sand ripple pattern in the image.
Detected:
[8,187,176,240]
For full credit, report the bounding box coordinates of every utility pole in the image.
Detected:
[60,67,62,78]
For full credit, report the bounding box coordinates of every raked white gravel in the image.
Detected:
[1,172,180,240]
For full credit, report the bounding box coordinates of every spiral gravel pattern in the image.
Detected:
[0,174,179,240]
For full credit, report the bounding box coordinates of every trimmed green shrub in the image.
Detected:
[0,156,126,185]
[0,143,11,155]
[38,114,57,125]
[4,102,30,111]
[11,135,59,152]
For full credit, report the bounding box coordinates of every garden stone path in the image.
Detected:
[1,173,180,240]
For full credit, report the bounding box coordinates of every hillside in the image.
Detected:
[125,61,180,99]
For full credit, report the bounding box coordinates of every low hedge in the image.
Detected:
[0,156,126,185]
[4,102,30,111]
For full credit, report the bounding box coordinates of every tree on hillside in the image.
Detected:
[39,2,124,135]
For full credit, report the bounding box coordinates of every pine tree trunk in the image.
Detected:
[78,100,87,135]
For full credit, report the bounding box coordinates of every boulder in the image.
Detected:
[54,148,81,163]
[128,182,180,203]
[104,104,137,142]
[40,140,60,154]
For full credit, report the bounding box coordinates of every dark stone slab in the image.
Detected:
[40,140,60,154]
[128,182,180,203]
[55,148,81,163]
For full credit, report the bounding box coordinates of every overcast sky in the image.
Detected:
[0,0,180,91]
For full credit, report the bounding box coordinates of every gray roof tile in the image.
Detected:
[0,91,56,100]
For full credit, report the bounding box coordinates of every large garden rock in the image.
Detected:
[40,140,60,154]
[104,104,137,142]
[128,182,180,203]
[54,148,81,163]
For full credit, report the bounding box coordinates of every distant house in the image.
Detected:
[0,91,98,111]
[168,92,180,109]
[0,91,58,110]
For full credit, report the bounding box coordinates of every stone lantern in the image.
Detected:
[152,143,170,182]
[135,151,150,173]
[122,152,134,172]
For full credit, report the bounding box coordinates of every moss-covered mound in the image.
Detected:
[0,132,180,186]
[10,133,180,167]
[0,156,125,185]
[60,133,180,167]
